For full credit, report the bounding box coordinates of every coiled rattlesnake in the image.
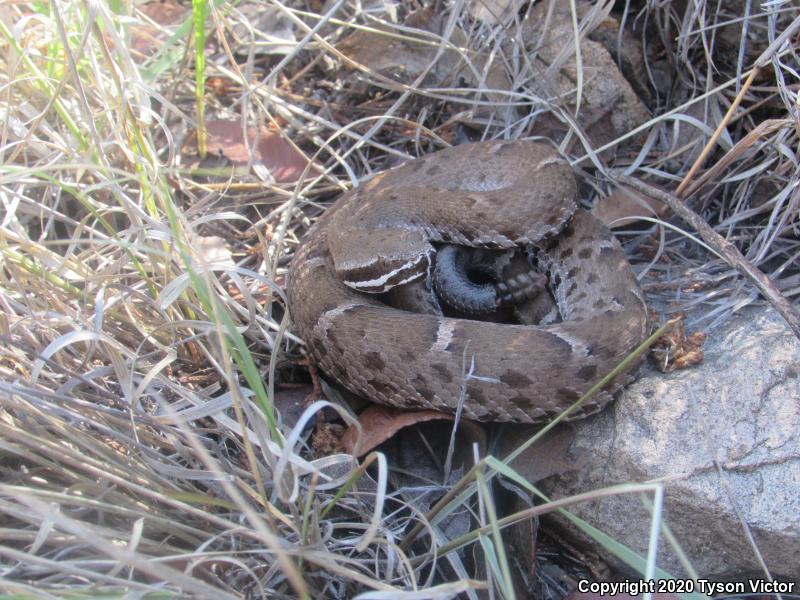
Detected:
[287,140,648,423]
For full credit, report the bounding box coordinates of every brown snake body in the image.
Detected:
[287,140,649,423]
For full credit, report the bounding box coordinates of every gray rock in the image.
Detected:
[518,2,652,154]
[335,8,518,126]
[539,308,800,581]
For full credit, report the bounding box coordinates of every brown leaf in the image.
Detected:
[204,120,318,184]
[341,404,458,457]
[592,185,669,229]
[139,1,187,26]
[494,424,582,484]
[131,2,189,60]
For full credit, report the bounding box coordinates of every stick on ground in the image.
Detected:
[617,175,800,340]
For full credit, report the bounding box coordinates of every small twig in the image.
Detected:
[680,118,790,199]
[675,13,800,198]
[617,175,800,340]
[675,66,760,198]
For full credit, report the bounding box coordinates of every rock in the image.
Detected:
[665,92,713,172]
[518,2,651,154]
[539,308,800,582]
[336,8,517,125]
[467,0,525,26]
[578,7,653,106]
[336,9,459,85]
[230,4,296,56]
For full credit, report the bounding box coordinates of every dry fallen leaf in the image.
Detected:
[495,424,582,484]
[342,404,463,457]
[592,185,669,229]
[204,120,319,184]
[131,2,189,60]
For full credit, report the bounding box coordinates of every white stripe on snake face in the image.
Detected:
[431,319,457,353]
[344,259,424,292]
[344,246,432,292]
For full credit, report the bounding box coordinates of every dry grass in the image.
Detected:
[0,0,797,597]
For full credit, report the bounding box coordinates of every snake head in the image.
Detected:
[328,227,434,293]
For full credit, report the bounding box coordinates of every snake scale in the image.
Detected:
[287,140,649,423]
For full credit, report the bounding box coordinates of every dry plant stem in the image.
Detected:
[674,66,760,198]
[408,482,662,568]
[618,175,800,340]
[676,13,800,197]
[680,118,790,199]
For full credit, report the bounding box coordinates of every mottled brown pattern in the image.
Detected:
[287,141,649,423]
